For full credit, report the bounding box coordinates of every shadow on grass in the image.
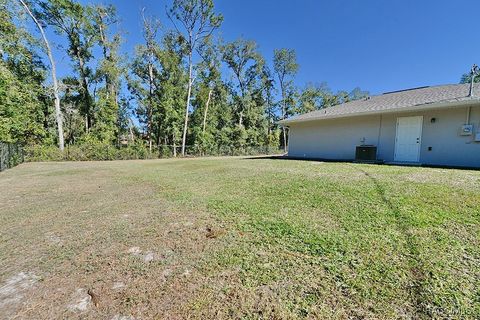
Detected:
[243,155,480,171]
[242,155,352,164]
[352,165,431,318]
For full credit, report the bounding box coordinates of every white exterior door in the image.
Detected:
[394,116,423,162]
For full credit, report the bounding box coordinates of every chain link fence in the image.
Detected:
[25,143,285,162]
[0,142,24,172]
[157,145,285,158]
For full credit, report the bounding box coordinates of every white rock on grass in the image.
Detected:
[127,247,141,255]
[0,272,40,308]
[67,288,91,312]
[46,232,63,246]
[112,282,126,290]
[112,315,135,320]
[143,251,155,263]
[159,269,173,283]
[127,247,156,263]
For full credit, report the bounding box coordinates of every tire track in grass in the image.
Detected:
[355,166,430,318]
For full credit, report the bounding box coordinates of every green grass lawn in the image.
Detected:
[0,157,479,319]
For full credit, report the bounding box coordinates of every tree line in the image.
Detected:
[1,0,370,156]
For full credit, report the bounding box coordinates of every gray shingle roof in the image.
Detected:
[281,83,480,124]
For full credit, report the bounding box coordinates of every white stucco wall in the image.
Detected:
[287,115,382,160]
[287,105,480,168]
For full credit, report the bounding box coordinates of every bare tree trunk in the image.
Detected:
[98,23,109,95]
[236,77,246,127]
[238,92,244,127]
[202,88,213,133]
[128,119,135,142]
[142,10,155,153]
[147,63,154,153]
[280,84,287,153]
[19,0,64,151]
[282,102,287,152]
[173,132,177,158]
[181,51,193,156]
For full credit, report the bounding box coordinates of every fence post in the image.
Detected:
[8,143,12,168]
[0,143,5,171]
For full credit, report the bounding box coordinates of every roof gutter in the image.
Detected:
[279,99,480,126]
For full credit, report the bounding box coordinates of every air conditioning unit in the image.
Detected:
[355,145,377,162]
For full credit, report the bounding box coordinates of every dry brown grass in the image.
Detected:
[0,161,228,319]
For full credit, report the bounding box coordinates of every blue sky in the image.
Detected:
[60,0,480,95]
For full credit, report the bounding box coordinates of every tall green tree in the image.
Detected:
[259,64,278,145]
[18,0,65,150]
[190,40,226,153]
[38,0,96,132]
[297,83,369,114]
[166,0,223,156]
[91,4,123,143]
[222,39,263,127]
[298,83,326,114]
[273,48,299,151]
[129,29,187,156]
[197,40,221,135]
[222,39,270,148]
[153,32,188,156]
[0,0,48,144]
[141,10,161,151]
[61,82,85,144]
[129,12,162,151]
[347,87,369,102]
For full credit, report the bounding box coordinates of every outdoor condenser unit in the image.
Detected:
[355,145,377,162]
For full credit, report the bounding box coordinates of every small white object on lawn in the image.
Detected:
[67,288,91,312]
[112,281,126,290]
[46,232,63,246]
[127,247,141,255]
[143,251,155,263]
[127,247,156,263]
[111,315,135,320]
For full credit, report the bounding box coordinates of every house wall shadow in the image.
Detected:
[242,155,480,171]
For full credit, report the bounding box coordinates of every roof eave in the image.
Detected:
[279,99,480,125]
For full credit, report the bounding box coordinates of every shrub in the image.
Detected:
[24,143,283,162]
[25,143,156,162]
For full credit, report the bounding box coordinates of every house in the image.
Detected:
[280,84,480,168]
